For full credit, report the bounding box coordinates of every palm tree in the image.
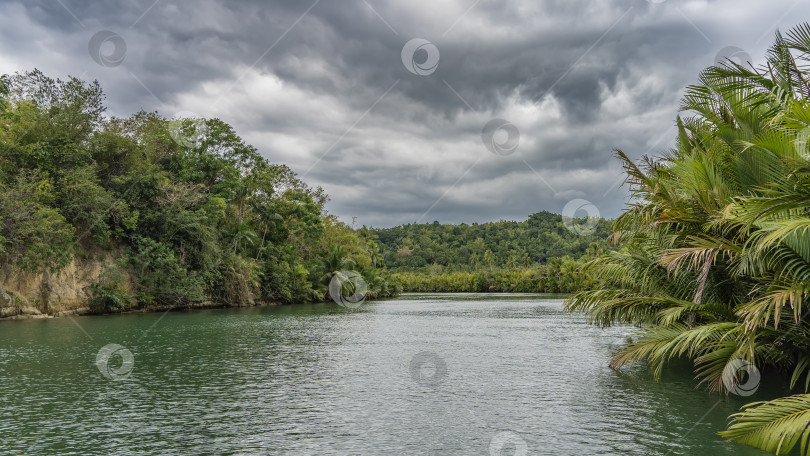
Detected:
[566,23,810,454]
[229,222,258,254]
[319,245,356,282]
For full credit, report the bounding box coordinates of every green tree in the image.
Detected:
[565,24,810,455]
[0,68,398,314]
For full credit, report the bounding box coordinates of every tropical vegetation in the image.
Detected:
[0,70,398,312]
[374,212,611,270]
[565,24,810,454]
[373,212,611,292]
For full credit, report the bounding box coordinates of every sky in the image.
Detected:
[0,0,807,227]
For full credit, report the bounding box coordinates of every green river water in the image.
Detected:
[0,293,781,455]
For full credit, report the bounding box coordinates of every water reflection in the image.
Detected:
[0,294,773,455]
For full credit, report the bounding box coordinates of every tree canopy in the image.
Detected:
[0,69,398,311]
[372,211,611,271]
[371,212,611,293]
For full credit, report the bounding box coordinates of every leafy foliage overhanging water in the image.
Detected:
[565,24,810,455]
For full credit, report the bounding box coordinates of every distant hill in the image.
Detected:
[371,211,611,272]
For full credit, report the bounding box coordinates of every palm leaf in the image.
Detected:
[722,394,810,455]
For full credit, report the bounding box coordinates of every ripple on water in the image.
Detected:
[0,295,773,455]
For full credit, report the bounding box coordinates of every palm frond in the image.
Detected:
[721,394,810,455]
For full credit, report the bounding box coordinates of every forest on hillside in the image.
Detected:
[0,70,397,313]
[371,212,612,293]
[372,211,612,271]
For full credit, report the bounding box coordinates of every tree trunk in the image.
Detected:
[256,226,268,260]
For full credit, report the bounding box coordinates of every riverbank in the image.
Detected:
[393,266,594,293]
[0,251,285,320]
[0,292,286,320]
[0,70,398,323]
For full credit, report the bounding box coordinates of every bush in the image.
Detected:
[89,264,132,313]
[90,281,132,313]
[127,237,205,306]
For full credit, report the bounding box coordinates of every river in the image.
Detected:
[0,293,773,455]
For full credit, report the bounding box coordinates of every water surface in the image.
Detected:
[0,294,775,455]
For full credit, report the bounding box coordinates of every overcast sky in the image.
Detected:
[1,0,807,227]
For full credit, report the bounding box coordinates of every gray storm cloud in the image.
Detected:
[0,0,806,226]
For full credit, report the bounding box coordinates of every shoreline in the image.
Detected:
[0,299,284,322]
[0,291,560,321]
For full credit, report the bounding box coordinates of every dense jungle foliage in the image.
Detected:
[374,212,611,270]
[392,263,594,294]
[0,70,398,312]
[372,212,611,292]
[565,25,810,454]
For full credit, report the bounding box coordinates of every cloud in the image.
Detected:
[1,0,808,226]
